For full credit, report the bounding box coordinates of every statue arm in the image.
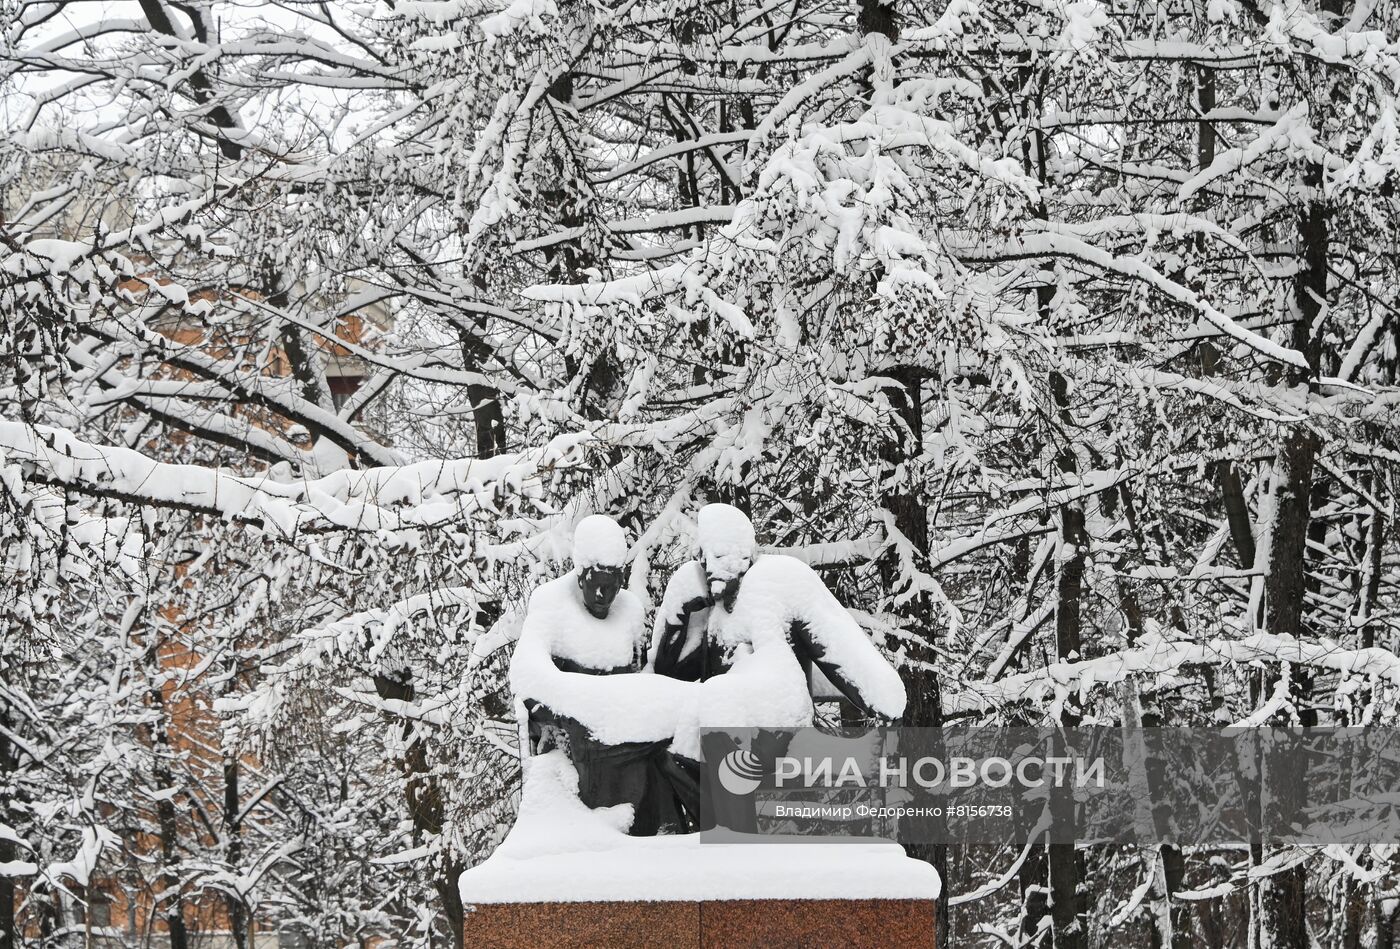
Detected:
[646,562,711,680]
[653,615,705,680]
[786,579,908,722]
[789,618,880,717]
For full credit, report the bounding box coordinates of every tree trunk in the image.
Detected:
[122,600,193,949]
[223,755,248,949]
[1112,532,1192,949]
[152,731,190,949]
[880,365,948,939]
[1199,343,1257,570]
[1253,130,1330,949]
[1357,493,1384,651]
[851,0,950,933]
[462,328,507,459]
[1253,424,1314,949]
[146,676,190,949]
[0,703,15,949]
[0,845,12,949]
[1046,794,1084,949]
[1045,367,1087,949]
[375,672,466,948]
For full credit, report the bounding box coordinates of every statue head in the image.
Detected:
[573,514,628,619]
[696,503,755,612]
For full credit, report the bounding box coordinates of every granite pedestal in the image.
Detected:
[463,897,936,947]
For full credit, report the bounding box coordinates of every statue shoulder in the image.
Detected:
[525,572,579,613]
[612,587,646,626]
[658,560,707,612]
[662,559,706,590]
[744,553,827,592]
[518,573,580,642]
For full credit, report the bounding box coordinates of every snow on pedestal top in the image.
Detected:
[458,751,941,904]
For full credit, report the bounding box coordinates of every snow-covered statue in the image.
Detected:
[507,505,904,837]
[640,503,906,831]
[649,503,906,724]
[509,515,695,835]
[464,510,939,911]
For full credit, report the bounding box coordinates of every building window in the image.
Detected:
[328,376,362,410]
[76,895,112,927]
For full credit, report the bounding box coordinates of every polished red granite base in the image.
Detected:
[462,898,936,948]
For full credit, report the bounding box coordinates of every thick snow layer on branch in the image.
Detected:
[459,751,940,903]
[0,420,586,535]
[43,827,117,888]
[261,586,488,681]
[946,231,1309,368]
[1178,103,1313,202]
[479,0,557,40]
[955,629,1400,716]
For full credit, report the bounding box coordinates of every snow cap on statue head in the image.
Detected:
[696,503,756,580]
[572,514,628,570]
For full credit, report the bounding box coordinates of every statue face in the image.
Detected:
[704,560,748,612]
[578,565,625,619]
[710,575,742,612]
